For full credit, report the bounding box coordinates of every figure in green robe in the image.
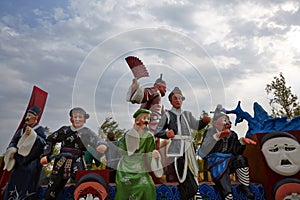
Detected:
[115,108,162,200]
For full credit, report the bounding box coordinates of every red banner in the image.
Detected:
[0,85,48,199]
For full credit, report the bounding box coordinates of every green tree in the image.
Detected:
[193,110,210,147]
[265,72,300,118]
[193,110,210,182]
[99,116,127,140]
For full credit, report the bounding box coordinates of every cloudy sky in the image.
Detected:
[1,0,300,154]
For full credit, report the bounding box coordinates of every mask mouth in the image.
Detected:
[281,159,292,166]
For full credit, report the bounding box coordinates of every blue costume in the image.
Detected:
[199,105,254,200]
[4,124,46,200]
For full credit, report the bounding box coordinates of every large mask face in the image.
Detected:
[261,137,300,176]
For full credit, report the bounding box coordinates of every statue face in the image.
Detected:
[261,137,300,176]
[213,115,231,131]
[25,112,38,127]
[156,83,166,97]
[170,93,183,109]
[135,113,150,127]
[70,112,86,129]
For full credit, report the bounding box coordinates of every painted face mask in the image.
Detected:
[261,137,300,176]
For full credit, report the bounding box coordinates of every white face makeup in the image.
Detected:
[283,193,300,200]
[261,137,300,176]
[71,112,86,129]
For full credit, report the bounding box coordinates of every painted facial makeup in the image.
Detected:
[261,137,300,176]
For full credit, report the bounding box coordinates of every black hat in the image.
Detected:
[28,105,41,117]
[155,74,166,85]
[69,107,90,119]
[261,131,298,147]
[168,87,185,101]
[213,104,227,121]
[133,108,151,118]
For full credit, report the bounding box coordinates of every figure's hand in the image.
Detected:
[96,144,107,153]
[166,130,175,138]
[241,137,257,145]
[25,126,31,135]
[201,116,211,124]
[216,130,230,138]
[152,150,160,159]
[40,156,48,165]
[132,78,139,90]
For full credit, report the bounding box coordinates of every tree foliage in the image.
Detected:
[99,116,127,140]
[265,72,300,118]
[193,110,210,148]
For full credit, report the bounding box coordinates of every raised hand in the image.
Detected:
[241,137,257,145]
[166,130,175,138]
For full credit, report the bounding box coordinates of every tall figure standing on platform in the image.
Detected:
[3,106,47,200]
[115,108,162,200]
[128,74,167,137]
[199,105,256,200]
[155,87,211,200]
[126,56,167,183]
[40,107,107,200]
[126,56,167,147]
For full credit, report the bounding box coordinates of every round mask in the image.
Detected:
[261,137,300,176]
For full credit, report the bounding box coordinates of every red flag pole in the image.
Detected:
[0,85,48,199]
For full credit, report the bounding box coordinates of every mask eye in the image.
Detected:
[285,147,296,151]
[269,147,278,152]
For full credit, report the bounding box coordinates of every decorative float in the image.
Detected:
[224,101,300,200]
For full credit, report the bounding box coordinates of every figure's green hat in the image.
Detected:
[133,108,151,118]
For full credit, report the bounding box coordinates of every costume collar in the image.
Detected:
[171,107,182,115]
[71,125,85,132]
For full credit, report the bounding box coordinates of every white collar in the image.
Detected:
[70,125,84,132]
[171,107,182,115]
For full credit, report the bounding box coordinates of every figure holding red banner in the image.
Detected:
[3,106,47,200]
[0,86,47,200]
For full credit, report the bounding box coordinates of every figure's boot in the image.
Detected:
[224,193,233,200]
[193,190,202,200]
[236,167,255,200]
[238,185,255,200]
